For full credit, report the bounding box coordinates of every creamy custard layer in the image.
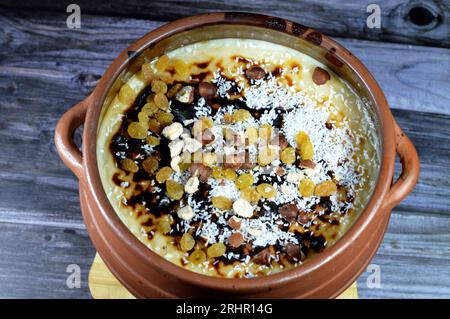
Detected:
[97,39,380,278]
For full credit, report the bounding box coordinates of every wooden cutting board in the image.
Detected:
[89,253,358,299]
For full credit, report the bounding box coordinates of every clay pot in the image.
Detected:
[54,12,419,298]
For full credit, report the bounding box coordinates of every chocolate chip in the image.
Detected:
[312,67,330,85]
[253,247,273,265]
[228,232,244,248]
[325,122,334,130]
[201,129,215,145]
[227,216,242,230]
[297,211,313,224]
[285,243,301,259]
[189,163,212,182]
[279,203,299,222]
[299,160,316,169]
[245,66,266,80]
[198,82,217,98]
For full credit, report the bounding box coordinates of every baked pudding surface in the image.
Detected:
[97,39,379,278]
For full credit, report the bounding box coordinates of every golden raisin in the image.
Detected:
[240,187,261,203]
[151,79,168,94]
[146,135,160,146]
[259,124,273,144]
[299,178,315,197]
[258,146,277,166]
[223,112,233,124]
[211,196,233,210]
[167,83,182,98]
[166,180,184,200]
[155,111,174,127]
[280,147,296,165]
[211,166,223,179]
[118,84,136,105]
[141,63,154,82]
[156,215,172,234]
[180,233,196,251]
[142,157,159,174]
[189,250,206,264]
[155,54,170,72]
[207,242,226,258]
[155,166,173,183]
[127,121,147,139]
[314,180,337,197]
[121,158,139,173]
[148,118,161,134]
[154,93,169,110]
[223,168,237,181]
[232,109,250,122]
[256,183,277,199]
[236,173,254,189]
[295,131,314,160]
[300,139,314,160]
[295,131,309,146]
[202,152,217,167]
[173,59,189,79]
[141,102,158,116]
[246,127,258,144]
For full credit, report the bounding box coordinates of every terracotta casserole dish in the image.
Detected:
[54,12,419,298]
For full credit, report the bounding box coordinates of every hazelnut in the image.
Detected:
[228,233,244,248]
[245,66,266,80]
[198,82,217,98]
[227,216,242,230]
[279,203,299,223]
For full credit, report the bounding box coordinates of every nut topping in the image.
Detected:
[198,82,217,98]
[227,216,242,230]
[312,66,330,85]
[279,203,299,222]
[189,163,212,182]
[245,66,266,80]
[228,232,244,248]
[253,247,273,265]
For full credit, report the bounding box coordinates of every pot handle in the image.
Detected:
[383,120,420,211]
[54,96,90,180]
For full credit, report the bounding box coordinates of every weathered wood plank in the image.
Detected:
[0,10,448,116]
[0,222,95,298]
[1,0,449,48]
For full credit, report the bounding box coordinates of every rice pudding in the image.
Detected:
[97,38,380,278]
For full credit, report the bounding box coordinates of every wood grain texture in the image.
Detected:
[87,253,359,298]
[0,10,449,117]
[0,8,449,299]
[1,0,449,48]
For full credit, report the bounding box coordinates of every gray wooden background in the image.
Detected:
[0,0,449,298]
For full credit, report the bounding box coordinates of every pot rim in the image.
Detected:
[82,12,396,291]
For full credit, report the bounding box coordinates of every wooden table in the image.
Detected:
[0,0,449,298]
